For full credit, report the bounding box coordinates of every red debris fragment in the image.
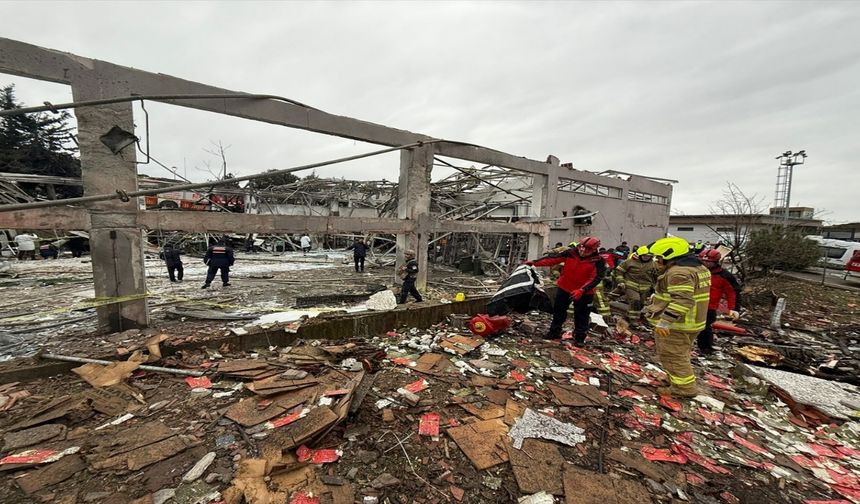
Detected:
[290,492,320,504]
[391,357,415,367]
[0,448,71,465]
[630,334,641,344]
[675,432,694,446]
[640,445,687,464]
[386,331,399,337]
[633,405,661,427]
[510,370,527,382]
[729,431,770,456]
[697,407,723,424]
[266,409,307,429]
[836,446,860,459]
[449,485,465,501]
[296,445,340,464]
[256,399,274,410]
[791,454,823,469]
[809,443,844,459]
[804,500,852,504]
[686,473,706,486]
[404,379,428,394]
[185,376,212,389]
[723,413,750,427]
[659,395,682,413]
[419,412,441,437]
[523,385,536,392]
[644,340,655,348]
[832,485,860,503]
[618,389,643,399]
[561,331,573,340]
[720,491,740,504]
[673,443,730,475]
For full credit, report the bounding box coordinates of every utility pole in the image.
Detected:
[774,150,807,228]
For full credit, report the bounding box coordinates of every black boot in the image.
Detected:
[543,326,562,340]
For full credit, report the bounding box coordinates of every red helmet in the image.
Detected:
[577,236,600,256]
[698,249,722,263]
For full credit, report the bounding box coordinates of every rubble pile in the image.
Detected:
[0,276,858,503]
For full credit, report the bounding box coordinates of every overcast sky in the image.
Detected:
[2,1,858,223]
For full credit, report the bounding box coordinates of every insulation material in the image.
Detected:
[744,364,860,420]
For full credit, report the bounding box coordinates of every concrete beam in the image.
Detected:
[0,207,90,229]
[0,38,559,177]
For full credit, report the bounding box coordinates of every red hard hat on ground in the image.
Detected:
[698,249,722,263]
[577,236,600,255]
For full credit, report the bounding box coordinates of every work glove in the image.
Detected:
[571,289,584,301]
[654,320,671,337]
[616,282,626,291]
[728,310,740,320]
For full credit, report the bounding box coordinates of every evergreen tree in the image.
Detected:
[0,84,82,198]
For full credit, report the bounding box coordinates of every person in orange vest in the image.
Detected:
[527,236,606,345]
[202,237,235,289]
[696,249,742,354]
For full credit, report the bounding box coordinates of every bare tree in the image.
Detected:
[202,140,231,180]
[707,183,766,281]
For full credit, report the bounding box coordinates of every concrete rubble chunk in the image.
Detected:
[371,473,401,488]
[367,290,397,311]
[509,408,586,449]
[182,451,217,482]
[744,364,860,419]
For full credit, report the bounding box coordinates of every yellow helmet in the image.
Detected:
[636,246,650,256]
[647,237,690,261]
[569,241,578,247]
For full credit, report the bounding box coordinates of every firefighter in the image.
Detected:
[614,245,659,322]
[202,238,235,289]
[642,237,711,397]
[696,249,742,354]
[397,249,422,303]
[160,244,184,283]
[548,242,569,280]
[527,236,605,345]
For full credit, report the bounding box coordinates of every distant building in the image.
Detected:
[821,222,860,242]
[668,208,822,245]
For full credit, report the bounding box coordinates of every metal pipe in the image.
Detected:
[41,353,205,377]
[0,93,320,117]
[0,141,434,212]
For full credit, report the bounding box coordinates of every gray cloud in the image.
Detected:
[2,1,858,222]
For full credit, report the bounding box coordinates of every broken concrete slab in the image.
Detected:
[446,419,509,470]
[548,383,608,407]
[506,439,565,495]
[562,465,651,504]
[743,364,860,420]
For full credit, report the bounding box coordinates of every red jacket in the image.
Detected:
[708,267,741,311]
[533,249,606,295]
[599,252,616,270]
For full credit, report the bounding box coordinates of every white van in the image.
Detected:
[805,236,860,269]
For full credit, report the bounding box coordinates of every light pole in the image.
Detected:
[774,150,807,228]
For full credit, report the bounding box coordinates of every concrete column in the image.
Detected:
[395,144,433,290]
[527,156,560,258]
[72,90,148,331]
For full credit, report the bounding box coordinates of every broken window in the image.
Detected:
[627,190,668,205]
[557,179,622,199]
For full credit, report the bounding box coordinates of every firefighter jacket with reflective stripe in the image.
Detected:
[708,267,742,311]
[614,257,659,292]
[645,255,711,333]
[204,245,235,268]
[533,249,606,295]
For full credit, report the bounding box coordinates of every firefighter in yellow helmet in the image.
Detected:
[642,237,711,397]
[614,245,659,322]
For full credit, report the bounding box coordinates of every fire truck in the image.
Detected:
[139,177,245,212]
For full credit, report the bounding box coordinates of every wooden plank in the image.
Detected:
[506,439,565,496]
[15,454,86,495]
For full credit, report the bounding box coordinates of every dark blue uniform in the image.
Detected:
[39,243,58,259]
[160,247,184,282]
[203,244,234,288]
[346,240,368,272]
[398,258,422,304]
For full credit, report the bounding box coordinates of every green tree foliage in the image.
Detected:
[745,227,820,275]
[0,84,82,198]
[247,169,299,190]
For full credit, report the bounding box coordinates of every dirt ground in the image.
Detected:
[0,272,859,504]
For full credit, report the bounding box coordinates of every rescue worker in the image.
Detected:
[39,242,59,260]
[527,236,605,345]
[642,237,711,397]
[614,245,659,322]
[160,244,184,283]
[591,247,616,319]
[548,242,569,280]
[14,233,36,260]
[397,249,422,303]
[300,233,312,255]
[696,249,742,354]
[202,238,235,289]
[346,237,368,273]
[615,241,630,258]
